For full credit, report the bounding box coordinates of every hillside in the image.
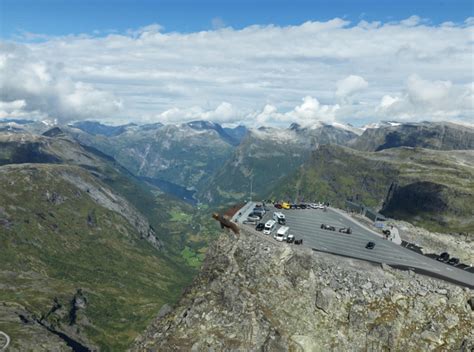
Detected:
[0,131,204,350]
[68,122,238,192]
[350,121,474,152]
[132,228,474,351]
[273,144,474,232]
[198,124,357,205]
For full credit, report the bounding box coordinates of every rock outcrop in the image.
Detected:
[133,228,474,351]
[350,121,474,152]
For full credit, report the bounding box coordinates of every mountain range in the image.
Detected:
[1,117,473,350]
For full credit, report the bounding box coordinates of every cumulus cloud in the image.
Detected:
[156,102,240,124]
[336,75,368,100]
[0,43,122,123]
[1,17,473,126]
[250,96,339,126]
[377,75,473,120]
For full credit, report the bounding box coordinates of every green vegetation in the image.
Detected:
[0,165,196,350]
[0,133,224,350]
[181,246,206,268]
[273,145,474,233]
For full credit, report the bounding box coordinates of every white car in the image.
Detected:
[263,220,277,235]
[274,232,286,241]
[273,211,286,224]
[274,226,289,241]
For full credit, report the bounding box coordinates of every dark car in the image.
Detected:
[274,203,282,209]
[339,227,352,234]
[436,252,450,262]
[255,223,265,231]
[299,204,307,209]
[365,241,375,249]
[290,204,298,209]
[447,257,460,266]
[321,224,336,231]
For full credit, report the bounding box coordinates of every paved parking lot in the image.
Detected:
[239,204,474,289]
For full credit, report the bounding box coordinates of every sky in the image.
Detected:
[0,0,473,127]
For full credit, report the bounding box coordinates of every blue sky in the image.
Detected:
[0,1,473,127]
[1,0,472,38]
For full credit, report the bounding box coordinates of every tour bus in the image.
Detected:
[263,219,277,235]
[274,226,289,241]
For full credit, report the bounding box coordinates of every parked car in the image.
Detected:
[286,234,295,243]
[436,252,450,262]
[339,227,352,234]
[255,222,265,231]
[252,208,265,217]
[447,257,460,266]
[263,219,277,235]
[299,203,307,209]
[281,202,291,209]
[247,214,261,222]
[273,212,286,225]
[274,203,282,209]
[274,232,286,242]
[290,203,298,209]
[365,241,375,250]
[321,224,336,231]
[294,239,303,245]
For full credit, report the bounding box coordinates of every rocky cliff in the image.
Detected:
[132,227,474,351]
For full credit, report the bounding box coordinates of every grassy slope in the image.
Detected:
[198,137,311,206]
[0,164,197,351]
[0,133,224,350]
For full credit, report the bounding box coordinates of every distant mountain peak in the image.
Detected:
[289,122,302,131]
[71,121,134,137]
[42,127,64,137]
[186,120,218,130]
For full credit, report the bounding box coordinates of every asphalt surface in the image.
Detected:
[238,203,474,289]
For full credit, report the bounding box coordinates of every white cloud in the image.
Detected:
[400,15,423,27]
[0,17,473,126]
[336,75,368,99]
[249,96,339,126]
[0,43,122,123]
[377,75,474,120]
[156,101,240,124]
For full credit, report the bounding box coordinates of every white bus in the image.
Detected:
[263,220,277,235]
